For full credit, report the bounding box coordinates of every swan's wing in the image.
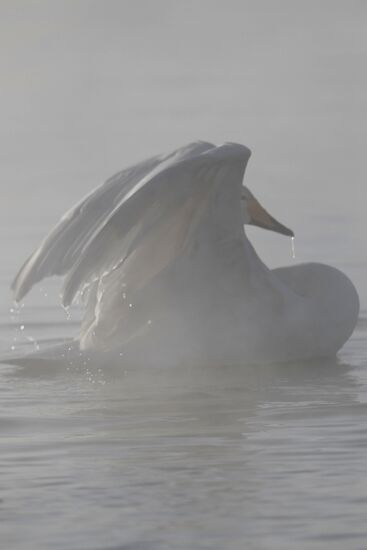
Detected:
[11,141,215,303]
[74,143,252,351]
[61,142,251,309]
[12,156,162,302]
[78,188,213,350]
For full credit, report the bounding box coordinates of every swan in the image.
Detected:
[8,141,359,367]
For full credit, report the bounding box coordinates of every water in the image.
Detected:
[1,2,367,549]
[0,324,366,550]
[291,236,296,260]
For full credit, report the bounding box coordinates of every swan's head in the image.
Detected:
[241,186,294,237]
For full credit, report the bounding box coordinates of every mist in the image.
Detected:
[0,2,366,549]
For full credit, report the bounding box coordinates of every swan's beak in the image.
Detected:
[246,197,294,237]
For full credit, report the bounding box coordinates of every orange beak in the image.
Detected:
[246,197,294,237]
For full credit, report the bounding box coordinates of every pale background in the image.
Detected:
[0,4,367,549]
[0,0,366,305]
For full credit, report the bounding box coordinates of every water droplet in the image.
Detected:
[147,319,152,325]
[10,345,15,351]
[122,292,126,300]
[26,335,39,351]
[62,305,71,320]
[11,302,20,315]
[129,303,133,308]
[20,325,25,331]
[290,236,296,260]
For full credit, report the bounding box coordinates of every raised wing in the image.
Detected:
[12,141,215,303]
[74,143,252,351]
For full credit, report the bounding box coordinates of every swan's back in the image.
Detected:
[273,263,359,358]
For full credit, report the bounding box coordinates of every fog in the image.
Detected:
[0,2,366,549]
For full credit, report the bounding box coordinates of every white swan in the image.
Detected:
[10,141,359,366]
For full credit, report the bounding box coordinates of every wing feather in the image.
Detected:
[11,141,215,302]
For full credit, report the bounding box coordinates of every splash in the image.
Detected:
[9,302,40,352]
[9,302,21,352]
[26,335,40,351]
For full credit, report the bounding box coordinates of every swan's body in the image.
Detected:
[9,142,359,367]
